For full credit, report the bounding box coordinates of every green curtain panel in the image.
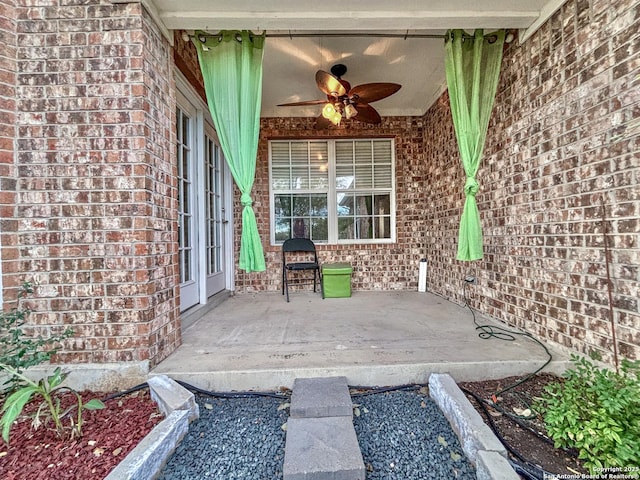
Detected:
[445,29,505,261]
[194,30,266,272]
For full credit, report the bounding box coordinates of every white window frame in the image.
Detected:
[269,138,396,245]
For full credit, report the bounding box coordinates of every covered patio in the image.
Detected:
[151,291,570,391]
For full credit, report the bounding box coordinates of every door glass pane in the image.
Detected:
[205,138,223,276]
[177,107,194,284]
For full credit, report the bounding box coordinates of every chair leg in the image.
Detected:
[284,269,290,302]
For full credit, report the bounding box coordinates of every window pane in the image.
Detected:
[337,194,354,216]
[311,217,328,241]
[275,218,291,242]
[336,141,353,162]
[336,165,354,189]
[274,195,291,216]
[355,163,373,188]
[310,195,327,216]
[272,167,291,189]
[355,195,372,215]
[292,218,309,238]
[373,167,392,188]
[374,194,391,215]
[292,196,310,216]
[290,167,309,189]
[290,142,308,165]
[356,217,373,239]
[338,217,353,239]
[182,249,191,280]
[271,142,290,164]
[355,141,372,163]
[374,216,391,239]
[309,142,328,188]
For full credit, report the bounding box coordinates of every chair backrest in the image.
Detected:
[282,238,316,254]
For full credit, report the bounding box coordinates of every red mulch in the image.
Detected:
[0,389,163,480]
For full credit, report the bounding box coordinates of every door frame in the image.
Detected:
[175,70,235,312]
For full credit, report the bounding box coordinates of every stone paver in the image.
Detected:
[283,416,365,480]
[290,376,352,418]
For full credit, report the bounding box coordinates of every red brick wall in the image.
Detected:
[4,3,635,371]
[424,0,640,364]
[10,1,180,367]
[235,117,429,292]
[0,0,18,306]
[234,0,640,364]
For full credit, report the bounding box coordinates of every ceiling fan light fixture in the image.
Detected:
[344,103,358,119]
[331,111,342,125]
[322,102,336,119]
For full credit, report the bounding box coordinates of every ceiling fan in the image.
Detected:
[277,64,401,129]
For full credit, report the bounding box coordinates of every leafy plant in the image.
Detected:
[534,354,640,473]
[0,363,105,444]
[0,282,73,392]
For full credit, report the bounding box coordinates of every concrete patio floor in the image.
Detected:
[151,290,570,391]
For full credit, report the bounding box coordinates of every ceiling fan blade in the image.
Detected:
[350,83,401,103]
[316,70,347,98]
[277,99,327,107]
[314,115,332,130]
[353,103,382,124]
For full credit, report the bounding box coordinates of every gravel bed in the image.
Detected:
[353,389,476,479]
[157,388,475,479]
[157,394,289,479]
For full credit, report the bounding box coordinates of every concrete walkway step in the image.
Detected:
[283,377,365,480]
[290,376,353,418]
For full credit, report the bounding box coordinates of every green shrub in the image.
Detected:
[534,354,640,474]
[0,283,103,444]
[0,363,104,444]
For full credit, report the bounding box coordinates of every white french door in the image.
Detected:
[177,101,198,309]
[176,86,232,312]
[204,127,226,297]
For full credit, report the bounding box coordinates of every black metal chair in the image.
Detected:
[282,238,321,302]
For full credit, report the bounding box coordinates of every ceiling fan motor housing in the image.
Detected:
[330,63,348,78]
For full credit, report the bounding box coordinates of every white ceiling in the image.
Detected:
[140,0,567,118]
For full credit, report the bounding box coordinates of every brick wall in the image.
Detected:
[10,0,180,368]
[424,0,639,363]
[5,2,631,373]
[235,117,429,292]
[233,0,639,364]
[0,0,18,306]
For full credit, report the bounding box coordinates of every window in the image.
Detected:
[269,139,395,244]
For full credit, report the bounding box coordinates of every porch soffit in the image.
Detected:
[127,0,568,117]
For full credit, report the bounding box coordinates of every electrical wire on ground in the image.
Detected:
[348,383,422,397]
[99,380,290,403]
[460,386,553,480]
[101,382,149,402]
[463,281,553,397]
[174,380,290,399]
